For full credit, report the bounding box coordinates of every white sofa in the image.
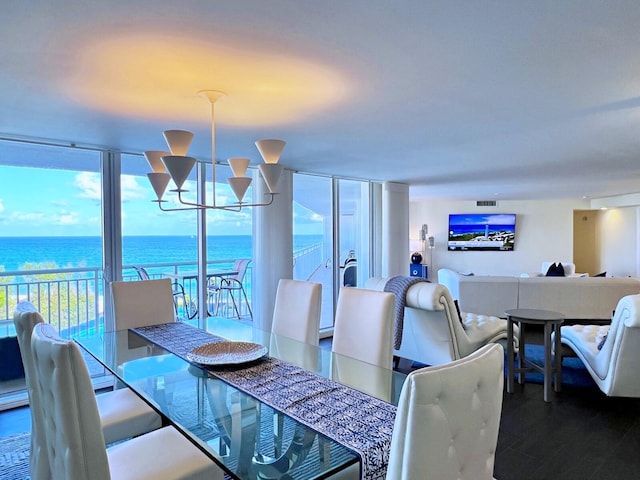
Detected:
[438,268,640,321]
[365,277,512,366]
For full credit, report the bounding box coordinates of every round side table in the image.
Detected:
[505,308,565,402]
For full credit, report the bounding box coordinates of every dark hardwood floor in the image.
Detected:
[3,337,640,479]
[496,381,640,480]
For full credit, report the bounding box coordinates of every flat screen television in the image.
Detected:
[448,213,516,251]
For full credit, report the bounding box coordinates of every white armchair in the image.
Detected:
[560,293,640,397]
[366,277,514,366]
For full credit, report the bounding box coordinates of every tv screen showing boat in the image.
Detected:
[447,213,516,251]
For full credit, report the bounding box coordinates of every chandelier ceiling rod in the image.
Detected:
[145,90,285,211]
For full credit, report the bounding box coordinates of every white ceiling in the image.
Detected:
[3,1,640,201]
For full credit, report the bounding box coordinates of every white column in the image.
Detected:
[382,182,409,278]
[253,168,293,331]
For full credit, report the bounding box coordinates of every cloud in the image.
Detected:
[75,172,101,200]
[9,211,48,223]
[55,211,80,225]
[121,175,147,201]
[74,172,147,201]
[0,198,4,212]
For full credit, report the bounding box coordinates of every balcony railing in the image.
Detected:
[0,266,102,338]
[0,242,324,339]
[0,260,254,339]
[0,243,323,410]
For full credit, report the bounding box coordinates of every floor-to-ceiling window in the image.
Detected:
[121,153,254,320]
[0,137,378,407]
[0,139,102,406]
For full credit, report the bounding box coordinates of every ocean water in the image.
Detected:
[0,235,323,273]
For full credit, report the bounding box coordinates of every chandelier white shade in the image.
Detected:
[255,139,286,164]
[228,157,250,177]
[143,150,170,173]
[145,90,285,211]
[163,130,193,156]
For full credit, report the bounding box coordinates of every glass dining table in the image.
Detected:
[74,317,407,480]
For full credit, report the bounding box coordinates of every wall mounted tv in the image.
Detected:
[448,213,516,251]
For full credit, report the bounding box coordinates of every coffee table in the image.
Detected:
[505,308,565,402]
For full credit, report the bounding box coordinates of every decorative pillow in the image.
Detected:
[453,299,466,329]
[545,262,565,277]
[597,334,608,350]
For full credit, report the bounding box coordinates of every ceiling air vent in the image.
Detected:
[476,200,497,207]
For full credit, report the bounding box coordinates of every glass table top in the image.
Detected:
[74,318,406,480]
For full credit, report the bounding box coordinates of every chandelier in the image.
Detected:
[144,90,285,211]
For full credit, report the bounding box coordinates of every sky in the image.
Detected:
[0,165,323,236]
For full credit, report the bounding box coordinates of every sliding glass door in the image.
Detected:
[292,173,334,330]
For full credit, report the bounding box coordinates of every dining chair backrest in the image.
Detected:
[133,266,151,280]
[110,278,175,331]
[271,279,322,345]
[13,302,50,480]
[230,258,251,282]
[31,322,111,480]
[386,343,504,480]
[332,287,395,368]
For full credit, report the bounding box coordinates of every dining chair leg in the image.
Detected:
[228,290,241,319]
[240,286,253,319]
[214,289,223,316]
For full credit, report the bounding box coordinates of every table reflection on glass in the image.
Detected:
[74,318,407,480]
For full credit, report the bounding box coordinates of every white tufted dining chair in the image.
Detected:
[30,322,222,480]
[111,278,188,398]
[386,343,504,480]
[271,279,322,345]
[110,278,176,330]
[332,287,395,368]
[13,302,163,479]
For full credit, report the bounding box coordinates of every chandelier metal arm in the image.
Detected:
[153,200,201,212]
[169,190,278,211]
[176,190,242,212]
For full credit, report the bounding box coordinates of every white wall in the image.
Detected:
[410,198,590,277]
[597,207,639,278]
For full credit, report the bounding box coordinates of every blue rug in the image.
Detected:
[411,344,597,389]
[0,432,30,480]
[509,344,597,389]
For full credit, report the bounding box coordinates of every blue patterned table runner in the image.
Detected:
[133,322,396,480]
